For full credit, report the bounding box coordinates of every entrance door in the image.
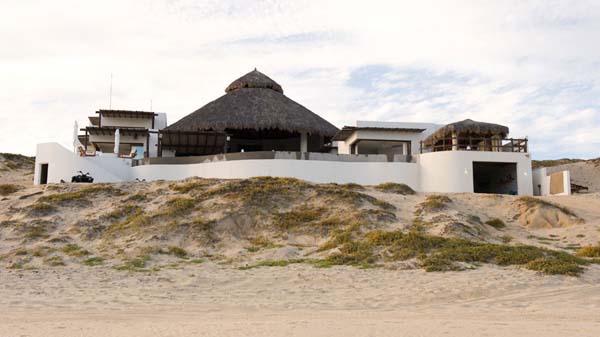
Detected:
[472,162,517,195]
[39,164,48,184]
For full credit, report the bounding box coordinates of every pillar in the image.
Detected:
[300,132,308,153]
[451,132,458,151]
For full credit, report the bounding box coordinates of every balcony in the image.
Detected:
[420,137,528,153]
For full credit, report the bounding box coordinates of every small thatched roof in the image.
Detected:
[423,119,509,144]
[166,69,339,137]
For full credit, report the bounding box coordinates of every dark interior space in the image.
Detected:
[472,162,517,195]
[39,164,48,185]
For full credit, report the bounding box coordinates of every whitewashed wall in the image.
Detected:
[132,159,421,189]
[34,143,133,184]
[35,143,534,196]
[418,151,533,195]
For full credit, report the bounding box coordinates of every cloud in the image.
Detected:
[0,0,599,159]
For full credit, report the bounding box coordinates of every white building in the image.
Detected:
[34,69,569,196]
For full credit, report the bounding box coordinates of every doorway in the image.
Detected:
[472,162,517,195]
[39,164,48,185]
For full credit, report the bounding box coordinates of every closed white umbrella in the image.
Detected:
[114,129,120,155]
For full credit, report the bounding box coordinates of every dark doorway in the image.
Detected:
[472,162,517,195]
[39,164,48,185]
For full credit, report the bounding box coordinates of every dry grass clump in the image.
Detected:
[418,195,452,212]
[0,153,35,170]
[0,183,20,196]
[104,208,150,236]
[238,259,312,270]
[114,255,151,272]
[169,179,218,194]
[273,205,325,230]
[61,244,89,257]
[102,204,140,220]
[157,197,196,217]
[43,255,65,267]
[27,202,56,216]
[83,256,104,266]
[21,220,51,240]
[162,246,188,258]
[518,196,576,217]
[38,185,123,205]
[246,236,282,252]
[205,177,311,204]
[485,218,506,229]
[374,182,415,195]
[576,245,600,258]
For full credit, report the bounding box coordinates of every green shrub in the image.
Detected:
[526,258,584,276]
[485,218,506,229]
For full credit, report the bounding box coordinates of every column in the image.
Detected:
[300,132,308,153]
[451,132,458,151]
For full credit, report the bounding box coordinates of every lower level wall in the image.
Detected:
[131,159,421,189]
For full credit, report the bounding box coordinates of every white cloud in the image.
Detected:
[1,0,599,158]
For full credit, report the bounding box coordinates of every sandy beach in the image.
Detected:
[2,262,600,337]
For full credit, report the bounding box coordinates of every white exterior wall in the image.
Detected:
[418,151,533,195]
[35,143,534,196]
[132,159,420,189]
[100,116,153,128]
[34,143,133,184]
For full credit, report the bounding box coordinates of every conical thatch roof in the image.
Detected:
[166,69,339,137]
[423,119,509,144]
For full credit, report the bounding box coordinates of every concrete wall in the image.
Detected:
[132,159,421,189]
[34,143,132,184]
[418,151,533,195]
[35,143,535,196]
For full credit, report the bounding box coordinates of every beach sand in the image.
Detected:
[1,263,599,337]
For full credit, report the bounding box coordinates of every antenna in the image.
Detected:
[109,73,113,109]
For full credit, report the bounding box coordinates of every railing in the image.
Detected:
[132,151,414,166]
[420,137,527,153]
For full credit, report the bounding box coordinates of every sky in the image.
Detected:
[1,0,599,159]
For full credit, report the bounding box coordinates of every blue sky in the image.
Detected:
[1,0,599,159]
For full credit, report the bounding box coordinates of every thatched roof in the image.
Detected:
[423,119,509,144]
[166,69,339,137]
